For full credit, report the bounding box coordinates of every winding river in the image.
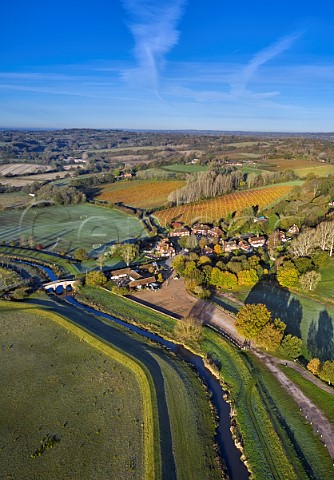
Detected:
[16,259,249,479]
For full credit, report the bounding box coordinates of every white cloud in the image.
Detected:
[231,31,303,97]
[121,0,186,95]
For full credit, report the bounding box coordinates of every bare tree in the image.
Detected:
[289,229,316,257]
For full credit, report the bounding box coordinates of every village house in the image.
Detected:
[155,238,176,257]
[248,236,267,248]
[202,245,214,256]
[238,240,252,253]
[223,240,239,253]
[191,224,211,236]
[208,226,223,238]
[169,226,190,237]
[288,224,300,235]
[278,231,287,242]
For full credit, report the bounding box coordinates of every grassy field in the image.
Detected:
[294,164,334,178]
[162,164,208,173]
[74,285,334,479]
[0,302,145,480]
[0,203,146,254]
[0,191,31,208]
[235,281,334,361]
[155,185,293,226]
[97,179,185,209]
[279,366,334,425]
[201,330,334,480]
[30,292,222,479]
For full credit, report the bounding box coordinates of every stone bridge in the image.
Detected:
[43,279,79,292]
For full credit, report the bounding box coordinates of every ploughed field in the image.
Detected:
[97,180,185,209]
[156,185,293,226]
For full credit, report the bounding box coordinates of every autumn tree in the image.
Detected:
[290,229,316,257]
[174,317,203,344]
[319,360,334,385]
[86,270,107,286]
[96,252,106,271]
[277,263,299,288]
[307,358,321,375]
[112,243,139,266]
[237,269,259,286]
[75,247,89,261]
[299,271,321,291]
[255,318,286,351]
[279,334,302,359]
[235,304,271,339]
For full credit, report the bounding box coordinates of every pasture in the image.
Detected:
[38,290,222,479]
[162,163,208,173]
[0,302,145,479]
[0,191,30,208]
[155,185,293,226]
[236,281,334,361]
[0,203,146,253]
[97,179,185,209]
[0,170,71,187]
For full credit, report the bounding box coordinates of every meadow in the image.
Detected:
[235,281,334,361]
[32,292,222,479]
[0,203,146,253]
[155,185,293,226]
[162,163,208,173]
[97,179,185,209]
[0,162,52,176]
[76,286,334,479]
[0,302,145,480]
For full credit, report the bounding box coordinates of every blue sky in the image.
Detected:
[1,0,334,131]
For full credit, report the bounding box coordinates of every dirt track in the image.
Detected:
[131,275,334,460]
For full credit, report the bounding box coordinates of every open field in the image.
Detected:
[0,191,31,209]
[97,180,185,209]
[0,171,72,187]
[0,302,145,479]
[162,163,208,173]
[294,164,334,177]
[0,204,146,254]
[155,185,293,226]
[31,293,222,479]
[235,281,334,361]
[261,157,329,173]
[0,163,52,176]
[279,366,334,425]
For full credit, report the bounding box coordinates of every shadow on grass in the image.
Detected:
[307,311,334,361]
[245,279,303,338]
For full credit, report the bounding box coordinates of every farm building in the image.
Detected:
[128,276,157,289]
[288,224,300,235]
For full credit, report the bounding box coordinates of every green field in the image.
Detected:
[29,293,221,479]
[294,164,334,178]
[279,366,334,425]
[314,258,334,302]
[75,285,334,479]
[235,281,334,361]
[0,303,145,479]
[0,204,146,254]
[162,163,208,173]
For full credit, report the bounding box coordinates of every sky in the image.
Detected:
[1,0,334,131]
